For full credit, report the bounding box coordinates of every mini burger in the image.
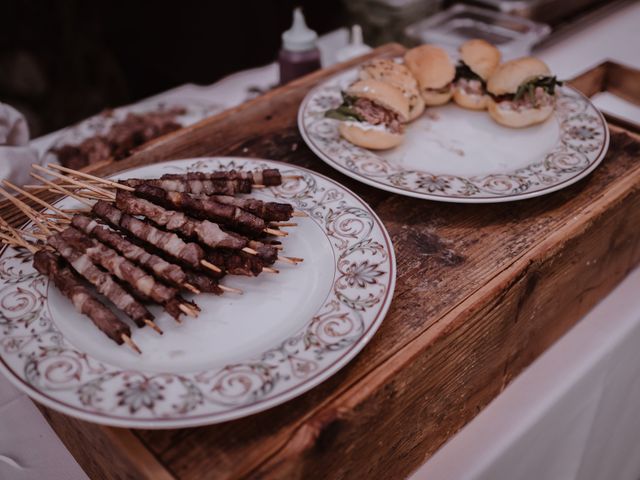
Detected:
[404,45,455,106]
[453,39,501,110]
[487,57,562,128]
[359,58,425,121]
[324,79,410,150]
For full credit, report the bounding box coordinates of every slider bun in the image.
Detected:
[487,57,551,96]
[459,39,501,80]
[453,88,488,110]
[346,79,410,122]
[422,87,453,106]
[404,45,455,90]
[338,122,404,150]
[359,59,424,121]
[487,99,554,128]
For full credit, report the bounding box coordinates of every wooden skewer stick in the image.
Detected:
[30,173,94,208]
[283,175,304,181]
[144,319,164,335]
[200,259,222,273]
[183,282,200,294]
[263,266,279,274]
[0,232,38,254]
[273,244,284,250]
[75,190,114,202]
[219,284,243,295]
[32,164,115,199]
[291,211,307,217]
[6,228,45,242]
[121,333,142,354]
[270,222,297,228]
[0,186,52,236]
[242,247,258,255]
[3,180,70,218]
[264,228,287,237]
[178,304,198,318]
[47,163,134,192]
[277,255,302,265]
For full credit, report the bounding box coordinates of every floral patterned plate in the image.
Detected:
[298,66,609,203]
[0,157,395,428]
[43,98,223,166]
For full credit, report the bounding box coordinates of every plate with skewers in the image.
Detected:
[0,158,395,428]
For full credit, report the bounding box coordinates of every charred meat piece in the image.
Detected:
[33,250,131,344]
[47,234,153,327]
[132,184,266,237]
[115,190,247,250]
[71,215,187,288]
[92,201,204,269]
[204,195,293,222]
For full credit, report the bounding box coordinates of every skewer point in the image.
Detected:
[144,319,163,335]
[121,334,142,354]
[219,284,243,295]
[183,282,201,294]
[264,228,288,237]
[200,260,222,273]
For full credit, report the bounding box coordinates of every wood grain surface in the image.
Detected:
[2,45,640,480]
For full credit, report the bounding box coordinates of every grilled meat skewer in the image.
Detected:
[59,227,178,303]
[131,184,266,237]
[203,195,293,222]
[33,250,132,346]
[47,234,153,328]
[115,190,247,250]
[71,215,188,288]
[92,200,206,270]
[160,168,283,186]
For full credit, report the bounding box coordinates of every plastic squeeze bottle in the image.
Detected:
[278,8,321,85]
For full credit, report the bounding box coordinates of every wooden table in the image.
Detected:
[6,44,640,479]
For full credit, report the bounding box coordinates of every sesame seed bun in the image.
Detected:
[404,45,456,91]
[346,79,410,123]
[359,59,424,121]
[459,39,501,80]
[487,57,552,96]
[453,89,488,110]
[487,99,554,128]
[338,122,404,150]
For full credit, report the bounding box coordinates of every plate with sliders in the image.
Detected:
[0,158,395,428]
[299,41,609,203]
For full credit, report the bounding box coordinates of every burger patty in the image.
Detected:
[352,98,402,134]
[492,87,554,111]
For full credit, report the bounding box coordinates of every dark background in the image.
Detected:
[0,1,346,137]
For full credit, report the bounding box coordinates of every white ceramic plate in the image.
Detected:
[44,99,223,165]
[0,157,396,428]
[298,65,609,203]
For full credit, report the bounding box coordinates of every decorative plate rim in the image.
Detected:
[0,157,396,429]
[298,68,610,204]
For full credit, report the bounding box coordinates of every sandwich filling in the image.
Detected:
[454,61,486,97]
[490,76,562,111]
[325,93,403,134]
